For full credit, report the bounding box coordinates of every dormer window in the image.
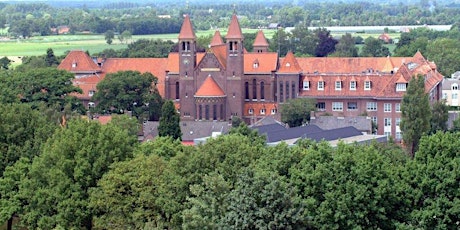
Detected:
[335,81,342,90]
[260,109,266,115]
[271,108,277,114]
[365,81,371,90]
[286,62,291,67]
[317,81,324,90]
[303,81,310,90]
[89,90,95,97]
[248,108,254,114]
[396,83,407,92]
[72,62,77,68]
[253,62,259,69]
[350,81,357,90]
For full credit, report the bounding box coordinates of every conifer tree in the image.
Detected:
[158,100,182,140]
[401,75,431,157]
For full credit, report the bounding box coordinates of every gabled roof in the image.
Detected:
[278,51,301,73]
[195,75,225,97]
[225,14,243,39]
[58,50,101,73]
[208,45,227,69]
[210,30,224,47]
[253,30,269,47]
[178,15,196,40]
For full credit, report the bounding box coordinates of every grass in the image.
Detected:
[0,28,392,58]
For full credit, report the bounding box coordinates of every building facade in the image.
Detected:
[58,13,444,139]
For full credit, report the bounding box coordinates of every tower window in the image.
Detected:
[175,82,180,100]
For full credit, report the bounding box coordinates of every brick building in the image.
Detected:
[58,13,443,139]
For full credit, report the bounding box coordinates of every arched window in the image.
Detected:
[280,82,284,103]
[285,81,290,100]
[220,104,224,120]
[292,81,296,99]
[199,105,202,120]
[245,82,249,100]
[260,82,265,100]
[253,79,257,100]
[175,82,180,100]
[213,104,217,120]
[205,105,210,120]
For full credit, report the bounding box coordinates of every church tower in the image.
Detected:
[178,15,197,120]
[178,15,196,77]
[225,13,245,119]
[253,30,269,53]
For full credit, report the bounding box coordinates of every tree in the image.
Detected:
[158,100,182,140]
[400,75,431,156]
[0,57,11,70]
[117,30,132,44]
[93,70,160,118]
[429,100,448,134]
[104,30,114,45]
[10,68,82,109]
[280,98,317,127]
[425,38,460,77]
[90,153,166,229]
[44,48,59,67]
[219,169,305,229]
[0,103,58,176]
[290,142,409,229]
[332,33,358,57]
[404,132,460,229]
[269,29,292,57]
[20,119,137,229]
[394,37,428,57]
[360,37,390,57]
[122,39,175,58]
[314,28,338,57]
[290,24,317,56]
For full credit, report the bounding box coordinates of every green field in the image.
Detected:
[0,29,278,57]
[0,28,392,58]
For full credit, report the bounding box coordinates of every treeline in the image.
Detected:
[1,108,460,229]
[3,1,460,37]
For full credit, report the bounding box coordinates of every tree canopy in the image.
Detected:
[158,100,182,140]
[280,98,317,127]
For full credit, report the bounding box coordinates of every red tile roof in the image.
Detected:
[226,14,243,39]
[210,30,224,47]
[101,58,168,97]
[296,57,411,74]
[278,51,301,73]
[166,53,205,73]
[243,102,278,116]
[253,30,269,47]
[58,50,101,73]
[244,53,278,73]
[178,15,196,40]
[195,75,225,97]
[72,75,100,99]
[209,45,227,69]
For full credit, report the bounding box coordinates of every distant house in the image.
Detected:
[378,33,392,44]
[51,26,70,35]
[268,23,280,29]
[442,74,460,107]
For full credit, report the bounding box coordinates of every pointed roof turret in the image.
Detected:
[278,51,301,73]
[381,57,395,73]
[195,75,226,97]
[253,30,269,47]
[413,50,425,63]
[210,30,224,47]
[178,15,196,40]
[225,14,244,39]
